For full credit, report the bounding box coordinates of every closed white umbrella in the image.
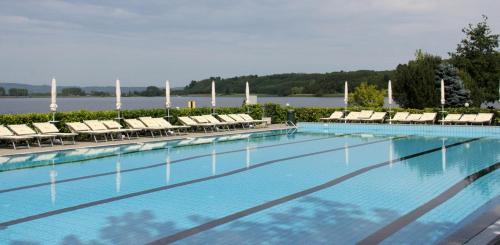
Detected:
[116,79,122,119]
[165,80,171,108]
[245,81,250,105]
[49,78,57,122]
[344,81,348,123]
[440,79,445,125]
[211,80,216,114]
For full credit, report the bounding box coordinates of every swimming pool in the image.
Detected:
[0,124,499,244]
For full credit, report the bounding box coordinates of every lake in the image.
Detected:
[1,96,496,114]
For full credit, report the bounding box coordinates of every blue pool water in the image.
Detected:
[0,124,499,244]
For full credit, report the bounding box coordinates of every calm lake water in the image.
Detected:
[2,96,497,114]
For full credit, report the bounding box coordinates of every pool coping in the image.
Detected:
[0,124,295,157]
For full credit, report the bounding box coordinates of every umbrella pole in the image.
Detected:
[344,105,347,123]
[441,105,444,125]
[389,104,392,125]
[51,111,56,123]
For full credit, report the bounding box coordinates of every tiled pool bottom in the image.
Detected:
[0,127,499,244]
[299,122,500,138]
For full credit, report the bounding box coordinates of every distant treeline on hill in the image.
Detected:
[179,70,393,96]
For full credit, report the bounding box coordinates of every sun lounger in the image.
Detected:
[101,120,142,138]
[415,112,437,124]
[387,112,409,123]
[192,115,229,131]
[344,112,361,122]
[361,112,387,123]
[84,120,131,141]
[469,113,494,125]
[7,124,56,147]
[139,117,174,136]
[218,114,248,128]
[0,125,33,149]
[124,119,163,137]
[66,122,110,142]
[357,110,374,121]
[152,118,190,134]
[203,115,238,130]
[238,114,268,127]
[455,114,476,124]
[438,114,462,124]
[320,111,344,121]
[178,116,215,133]
[32,122,77,145]
[400,114,422,123]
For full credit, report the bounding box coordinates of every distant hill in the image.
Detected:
[0,83,151,94]
[180,70,394,96]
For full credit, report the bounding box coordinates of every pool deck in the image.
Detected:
[0,124,294,156]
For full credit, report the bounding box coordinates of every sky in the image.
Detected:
[0,0,499,87]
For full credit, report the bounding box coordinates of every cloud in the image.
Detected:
[0,0,498,86]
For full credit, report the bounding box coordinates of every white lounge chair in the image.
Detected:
[320,111,344,121]
[101,120,142,138]
[400,114,422,123]
[238,114,268,127]
[124,118,163,137]
[33,122,77,145]
[178,116,215,133]
[218,114,248,128]
[344,112,361,122]
[469,113,494,125]
[455,114,476,125]
[66,122,110,142]
[152,118,190,134]
[416,113,437,124]
[8,124,56,147]
[204,115,238,130]
[357,110,374,121]
[387,112,409,123]
[362,112,387,123]
[84,120,128,141]
[0,125,33,149]
[438,114,462,124]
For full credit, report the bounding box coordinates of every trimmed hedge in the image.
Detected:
[0,103,498,131]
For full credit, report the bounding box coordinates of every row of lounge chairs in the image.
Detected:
[0,113,267,149]
[320,111,495,125]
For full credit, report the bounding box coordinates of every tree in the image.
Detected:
[450,15,500,105]
[435,63,471,107]
[393,51,442,108]
[348,82,385,107]
[290,86,304,95]
[141,86,162,96]
[61,87,86,96]
[0,87,5,96]
[8,88,29,96]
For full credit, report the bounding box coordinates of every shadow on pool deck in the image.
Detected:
[8,196,456,245]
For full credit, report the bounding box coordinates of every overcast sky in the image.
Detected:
[0,0,498,87]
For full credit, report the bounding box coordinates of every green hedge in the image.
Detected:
[0,103,498,130]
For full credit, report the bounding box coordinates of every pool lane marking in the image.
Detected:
[358,161,500,245]
[0,136,401,229]
[144,138,480,244]
[439,195,500,245]
[0,130,293,173]
[0,133,349,194]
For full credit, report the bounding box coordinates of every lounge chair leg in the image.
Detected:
[26,140,30,149]
[72,136,76,145]
[94,135,98,143]
[12,142,16,150]
[37,138,42,147]
[60,136,65,145]
[50,138,54,147]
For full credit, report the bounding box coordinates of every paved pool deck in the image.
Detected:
[0,124,294,156]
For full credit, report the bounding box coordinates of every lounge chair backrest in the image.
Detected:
[359,110,374,119]
[191,116,210,123]
[444,114,462,121]
[101,120,123,129]
[370,112,386,120]
[391,112,409,121]
[420,112,437,121]
[8,124,37,135]
[33,122,60,133]
[84,120,108,131]
[237,114,253,121]
[405,114,422,121]
[228,114,246,122]
[124,119,147,129]
[204,115,222,124]
[218,115,236,122]
[153,118,172,128]
[329,111,343,119]
[139,117,161,128]
[475,113,493,122]
[178,117,197,126]
[458,114,476,122]
[345,112,360,120]
[0,125,15,136]
[66,122,91,132]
